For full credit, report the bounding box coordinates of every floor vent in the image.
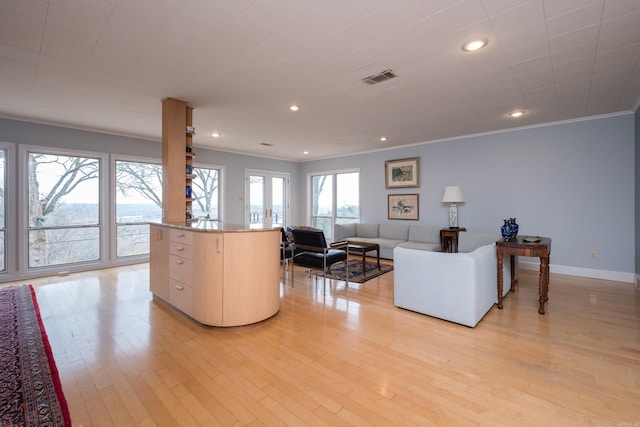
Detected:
[362,69,397,85]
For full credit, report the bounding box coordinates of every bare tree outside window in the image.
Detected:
[115,160,163,257]
[28,153,100,268]
[192,167,219,220]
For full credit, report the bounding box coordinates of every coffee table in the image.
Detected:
[341,241,381,272]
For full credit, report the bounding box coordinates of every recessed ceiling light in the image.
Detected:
[211,132,221,138]
[461,38,488,52]
[508,110,526,118]
[290,105,299,111]
[380,137,388,142]
[303,151,309,155]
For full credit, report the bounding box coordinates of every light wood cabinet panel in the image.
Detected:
[191,232,224,325]
[149,224,169,301]
[169,254,193,285]
[221,230,281,326]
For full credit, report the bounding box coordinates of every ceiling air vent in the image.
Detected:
[260,142,274,147]
[362,69,397,85]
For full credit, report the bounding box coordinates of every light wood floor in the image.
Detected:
[4,261,640,426]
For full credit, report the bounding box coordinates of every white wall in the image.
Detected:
[300,113,636,281]
[1,113,635,281]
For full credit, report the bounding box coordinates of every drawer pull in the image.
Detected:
[175,285,184,291]
[177,232,185,237]
[176,246,184,251]
[176,259,184,265]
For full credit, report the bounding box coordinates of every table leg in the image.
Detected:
[510,255,516,292]
[376,247,380,270]
[538,255,550,314]
[497,252,504,309]
[361,251,366,274]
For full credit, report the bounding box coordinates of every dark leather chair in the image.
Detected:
[291,229,348,285]
[280,228,294,284]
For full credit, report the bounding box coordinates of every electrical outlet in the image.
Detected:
[590,250,597,259]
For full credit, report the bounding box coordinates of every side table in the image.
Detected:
[496,236,552,314]
[440,227,466,253]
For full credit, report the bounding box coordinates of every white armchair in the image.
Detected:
[394,243,512,327]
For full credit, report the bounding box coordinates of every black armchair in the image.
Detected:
[291,229,349,285]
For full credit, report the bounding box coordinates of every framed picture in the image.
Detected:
[388,194,419,220]
[385,157,420,188]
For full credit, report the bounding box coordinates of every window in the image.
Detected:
[246,170,289,227]
[192,165,221,220]
[310,170,359,240]
[0,149,5,272]
[27,152,101,268]
[115,159,163,258]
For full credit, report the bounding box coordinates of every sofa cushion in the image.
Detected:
[334,223,355,242]
[355,223,379,238]
[379,224,409,240]
[396,241,441,252]
[408,225,440,243]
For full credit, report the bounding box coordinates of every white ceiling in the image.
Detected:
[1,0,640,161]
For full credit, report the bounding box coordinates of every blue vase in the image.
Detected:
[508,218,519,238]
[500,219,511,239]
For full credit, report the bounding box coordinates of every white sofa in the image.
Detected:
[393,232,513,327]
[334,223,441,259]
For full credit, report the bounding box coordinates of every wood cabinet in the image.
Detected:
[150,223,280,327]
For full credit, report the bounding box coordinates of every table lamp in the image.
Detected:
[441,186,465,228]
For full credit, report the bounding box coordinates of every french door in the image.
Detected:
[245,170,289,227]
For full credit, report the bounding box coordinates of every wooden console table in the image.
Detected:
[496,236,551,314]
[440,227,466,253]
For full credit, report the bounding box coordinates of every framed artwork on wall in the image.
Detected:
[388,194,419,220]
[385,157,420,188]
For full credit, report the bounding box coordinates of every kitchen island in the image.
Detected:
[149,221,281,327]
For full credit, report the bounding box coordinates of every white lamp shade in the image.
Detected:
[441,186,465,203]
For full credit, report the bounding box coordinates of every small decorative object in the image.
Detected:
[186,164,192,174]
[508,218,519,237]
[186,125,196,134]
[388,194,419,220]
[500,218,519,240]
[186,208,192,220]
[385,157,420,188]
[441,185,465,228]
[186,185,192,198]
[186,145,192,152]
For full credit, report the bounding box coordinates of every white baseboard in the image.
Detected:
[519,261,635,283]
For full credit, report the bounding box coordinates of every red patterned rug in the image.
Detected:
[0,285,71,426]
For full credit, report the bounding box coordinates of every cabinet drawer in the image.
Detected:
[169,255,193,284]
[169,229,193,245]
[169,241,193,259]
[170,279,193,314]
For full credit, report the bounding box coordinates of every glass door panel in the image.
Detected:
[246,171,289,227]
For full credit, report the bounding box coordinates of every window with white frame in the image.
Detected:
[310,170,359,240]
[114,159,163,258]
[0,148,5,272]
[27,151,102,268]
